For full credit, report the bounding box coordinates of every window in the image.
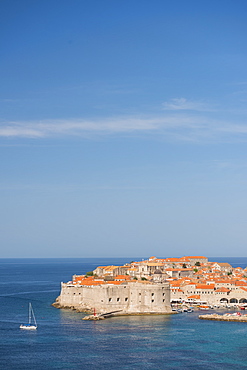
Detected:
[152,293,154,296]
[109,298,112,302]
[117,298,120,302]
[152,299,154,303]
[125,297,128,302]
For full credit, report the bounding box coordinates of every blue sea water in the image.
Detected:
[0,257,247,369]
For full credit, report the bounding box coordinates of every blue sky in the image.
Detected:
[1,0,247,258]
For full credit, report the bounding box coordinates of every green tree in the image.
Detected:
[195,261,201,266]
[85,271,94,276]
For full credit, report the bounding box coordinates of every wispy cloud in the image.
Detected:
[0,117,163,138]
[0,115,209,139]
[162,98,212,112]
[0,113,247,142]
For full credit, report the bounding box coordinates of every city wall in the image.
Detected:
[54,282,172,315]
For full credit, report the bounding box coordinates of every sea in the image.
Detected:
[1,257,247,370]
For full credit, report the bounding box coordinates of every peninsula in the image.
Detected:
[53,255,247,315]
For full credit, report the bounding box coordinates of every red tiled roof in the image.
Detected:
[165,258,181,262]
[235,281,247,286]
[188,295,201,299]
[215,287,230,292]
[115,275,131,280]
[196,284,215,290]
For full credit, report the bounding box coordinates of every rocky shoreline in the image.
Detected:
[52,297,175,317]
[52,298,93,313]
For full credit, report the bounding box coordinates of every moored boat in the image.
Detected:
[198,305,210,310]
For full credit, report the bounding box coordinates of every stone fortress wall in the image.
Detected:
[55,281,171,314]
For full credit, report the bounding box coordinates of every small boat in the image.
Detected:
[186,308,194,313]
[198,305,210,310]
[20,303,37,330]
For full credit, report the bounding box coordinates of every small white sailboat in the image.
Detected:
[20,303,37,330]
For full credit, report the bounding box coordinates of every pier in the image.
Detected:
[82,310,123,320]
[199,313,247,322]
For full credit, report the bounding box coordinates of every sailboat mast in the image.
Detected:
[29,303,32,324]
[30,304,37,327]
